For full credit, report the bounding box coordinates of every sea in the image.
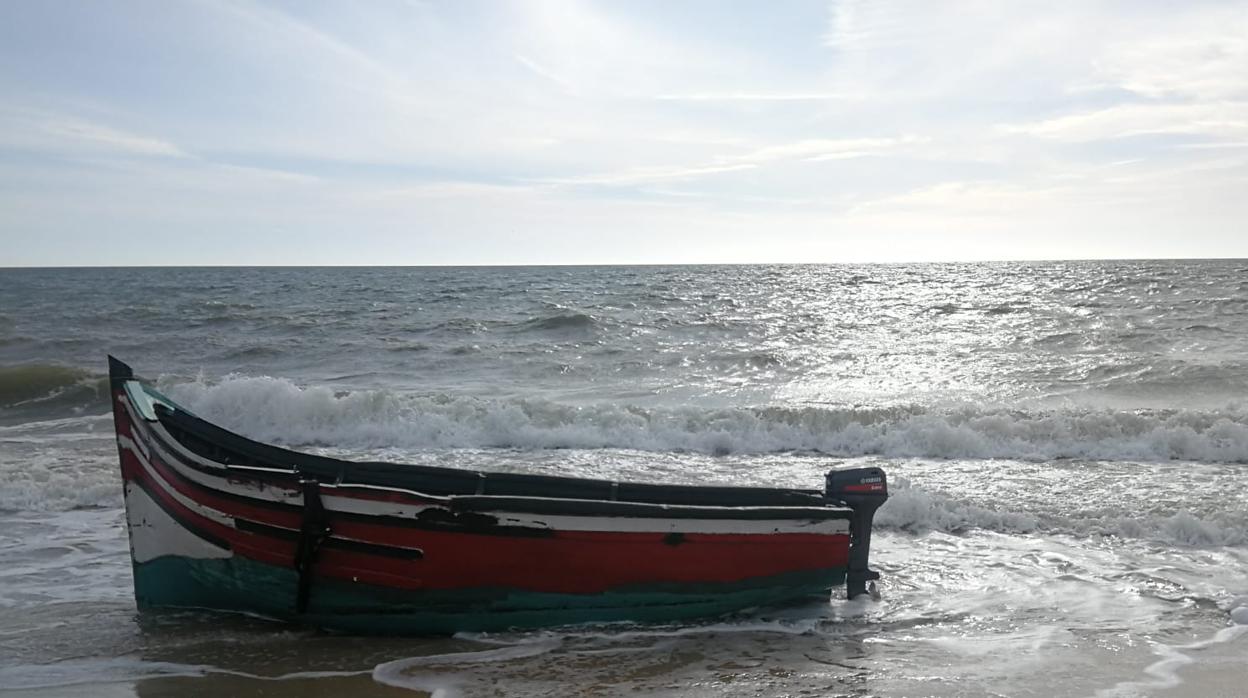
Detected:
[1,262,1246,697]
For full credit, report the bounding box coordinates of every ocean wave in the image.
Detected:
[0,335,36,348]
[162,375,1248,464]
[1032,331,1088,347]
[429,318,489,334]
[875,479,1246,546]
[0,363,109,419]
[707,351,786,369]
[199,299,258,311]
[0,429,120,512]
[984,303,1028,315]
[519,313,597,332]
[221,346,287,360]
[384,342,431,353]
[875,479,1039,534]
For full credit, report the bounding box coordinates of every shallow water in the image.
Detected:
[1,262,1246,696]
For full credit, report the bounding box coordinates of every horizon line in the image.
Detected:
[3,256,1248,270]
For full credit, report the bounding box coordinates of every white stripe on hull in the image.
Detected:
[124,481,232,564]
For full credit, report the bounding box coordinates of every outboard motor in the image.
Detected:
[825,467,888,599]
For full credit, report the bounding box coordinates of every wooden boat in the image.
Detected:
[108,356,888,634]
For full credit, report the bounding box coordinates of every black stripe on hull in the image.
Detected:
[234,518,425,561]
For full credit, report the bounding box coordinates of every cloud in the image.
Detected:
[996,3,1248,144]
[654,92,856,102]
[851,180,1069,218]
[1000,102,1248,142]
[513,54,578,93]
[360,181,544,201]
[0,108,185,157]
[543,135,922,187]
[824,0,920,52]
[736,136,923,163]
[541,163,758,186]
[1092,8,1248,101]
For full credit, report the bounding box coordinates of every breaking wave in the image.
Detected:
[0,363,103,406]
[0,363,109,422]
[875,479,1040,534]
[163,375,1248,464]
[876,479,1247,547]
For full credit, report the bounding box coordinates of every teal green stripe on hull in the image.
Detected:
[133,556,844,634]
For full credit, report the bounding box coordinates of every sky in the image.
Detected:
[1,0,1246,266]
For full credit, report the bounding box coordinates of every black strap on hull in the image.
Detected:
[293,478,332,614]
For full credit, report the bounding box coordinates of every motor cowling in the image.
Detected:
[826,467,887,505]
[825,467,888,599]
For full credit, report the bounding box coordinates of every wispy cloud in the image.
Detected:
[654,92,856,102]
[541,163,758,187]
[543,135,922,187]
[996,4,1248,146]
[0,108,185,157]
[1093,9,1248,101]
[734,136,923,164]
[513,54,578,93]
[1000,102,1248,142]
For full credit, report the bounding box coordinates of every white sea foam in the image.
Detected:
[874,478,1247,546]
[0,658,214,690]
[0,656,371,690]
[1095,624,1248,697]
[0,466,119,512]
[457,616,826,647]
[163,375,1248,463]
[371,640,561,697]
[0,418,119,512]
[875,478,1040,534]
